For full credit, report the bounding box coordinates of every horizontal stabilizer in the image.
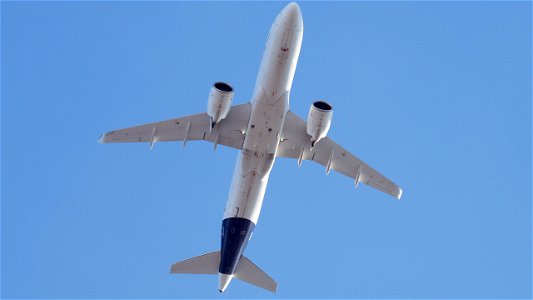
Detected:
[234,255,277,293]
[170,251,220,274]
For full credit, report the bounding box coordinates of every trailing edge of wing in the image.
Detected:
[277,111,402,199]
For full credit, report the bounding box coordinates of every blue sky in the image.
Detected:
[2,1,531,299]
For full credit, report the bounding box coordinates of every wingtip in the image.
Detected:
[396,188,403,200]
[97,134,105,143]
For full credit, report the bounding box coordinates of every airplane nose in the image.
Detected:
[280,2,303,26]
[284,2,300,15]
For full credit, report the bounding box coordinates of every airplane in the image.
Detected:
[99,2,402,294]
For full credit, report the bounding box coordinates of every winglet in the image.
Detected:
[396,188,403,200]
[98,131,113,143]
[97,134,106,143]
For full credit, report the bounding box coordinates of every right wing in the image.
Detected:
[277,111,402,199]
[99,103,251,150]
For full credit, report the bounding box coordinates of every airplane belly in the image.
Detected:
[223,148,274,224]
[217,2,304,287]
[223,96,287,224]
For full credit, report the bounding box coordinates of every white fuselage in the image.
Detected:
[223,4,303,225]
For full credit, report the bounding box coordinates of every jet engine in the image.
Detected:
[207,82,234,127]
[306,100,333,147]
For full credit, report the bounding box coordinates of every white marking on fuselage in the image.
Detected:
[223,3,303,224]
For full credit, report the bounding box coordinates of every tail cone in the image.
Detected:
[218,273,233,293]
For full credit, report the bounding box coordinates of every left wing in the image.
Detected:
[277,111,402,199]
[99,103,251,150]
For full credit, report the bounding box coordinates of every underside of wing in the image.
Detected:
[99,103,251,150]
[278,111,402,199]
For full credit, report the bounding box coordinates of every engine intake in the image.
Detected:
[306,100,333,147]
[207,82,234,127]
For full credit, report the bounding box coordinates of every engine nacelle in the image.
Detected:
[207,82,234,127]
[306,100,333,147]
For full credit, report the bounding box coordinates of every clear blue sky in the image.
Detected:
[2,1,531,298]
